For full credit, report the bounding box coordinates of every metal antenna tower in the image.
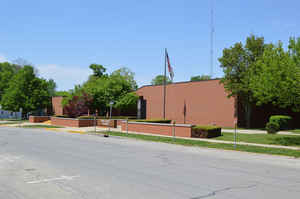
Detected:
[210,0,215,77]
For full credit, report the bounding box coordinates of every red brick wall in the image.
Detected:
[52,97,64,116]
[121,122,193,138]
[51,117,95,127]
[136,80,236,128]
[29,116,51,123]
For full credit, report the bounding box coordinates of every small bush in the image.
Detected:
[98,116,137,120]
[77,116,137,120]
[192,125,222,138]
[268,115,292,130]
[192,125,221,131]
[53,115,69,118]
[77,116,97,119]
[134,119,172,124]
[266,122,280,134]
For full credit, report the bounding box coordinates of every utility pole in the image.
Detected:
[210,0,215,77]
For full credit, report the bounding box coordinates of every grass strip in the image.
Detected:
[90,131,300,158]
[22,125,64,128]
[215,132,300,147]
[288,129,300,134]
[0,122,24,125]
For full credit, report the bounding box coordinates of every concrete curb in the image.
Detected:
[42,126,300,151]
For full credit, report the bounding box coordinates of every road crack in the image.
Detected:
[190,184,257,199]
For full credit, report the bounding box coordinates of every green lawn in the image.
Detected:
[88,131,300,158]
[22,125,64,128]
[0,119,28,122]
[214,132,300,147]
[0,121,24,125]
[223,127,266,131]
[287,129,300,134]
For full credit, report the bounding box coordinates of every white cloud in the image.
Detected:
[36,64,92,91]
[0,54,8,63]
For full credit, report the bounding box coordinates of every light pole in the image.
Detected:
[19,108,23,127]
[105,101,114,137]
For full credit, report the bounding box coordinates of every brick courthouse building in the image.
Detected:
[136,79,237,128]
[51,79,300,128]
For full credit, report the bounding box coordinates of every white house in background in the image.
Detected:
[0,105,22,119]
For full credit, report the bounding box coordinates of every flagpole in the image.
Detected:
[163,48,167,119]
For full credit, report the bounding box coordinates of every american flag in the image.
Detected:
[165,50,174,81]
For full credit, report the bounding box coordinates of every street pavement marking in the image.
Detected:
[26,175,80,184]
[67,130,86,134]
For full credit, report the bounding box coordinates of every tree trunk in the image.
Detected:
[244,101,252,128]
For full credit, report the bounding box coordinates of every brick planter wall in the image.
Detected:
[29,116,51,123]
[121,121,193,138]
[51,117,95,127]
[116,120,125,126]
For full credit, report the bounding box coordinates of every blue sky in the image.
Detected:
[0,0,299,90]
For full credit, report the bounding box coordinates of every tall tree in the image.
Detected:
[47,79,57,97]
[0,62,21,101]
[151,75,172,85]
[1,66,51,114]
[218,35,265,127]
[190,75,211,81]
[89,64,106,78]
[114,92,138,115]
[80,67,133,115]
[111,67,138,90]
[250,42,300,111]
[288,37,300,66]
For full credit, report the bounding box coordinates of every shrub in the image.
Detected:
[266,121,280,134]
[192,125,222,138]
[114,93,138,115]
[134,119,172,124]
[98,116,137,120]
[63,93,93,118]
[77,116,97,119]
[77,116,137,120]
[53,115,69,118]
[192,125,221,131]
[269,115,292,130]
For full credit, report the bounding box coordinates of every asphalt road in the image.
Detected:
[0,127,300,199]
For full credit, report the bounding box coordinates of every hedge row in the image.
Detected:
[192,125,222,138]
[266,115,292,134]
[192,125,221,131]
[54,115,136,120]
[134,119,172,124]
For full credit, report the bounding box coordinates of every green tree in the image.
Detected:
[47,79,57,97]
[151,75,172,85]
[0,62,21,101]
[289,37,300,66]
[190,75,211,81]
[1,66,51,114]
[218,35,265,127]
[249,42,300,111]
[63,65,138,116]
[54,91,69,97]
[111,67,138,90]
[115,92,138,115]
[80,66,133,115]
[89,64,106,78]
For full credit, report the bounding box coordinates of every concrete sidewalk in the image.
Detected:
[222,128,299,136]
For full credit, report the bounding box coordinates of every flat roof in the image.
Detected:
[137,78,221,90]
